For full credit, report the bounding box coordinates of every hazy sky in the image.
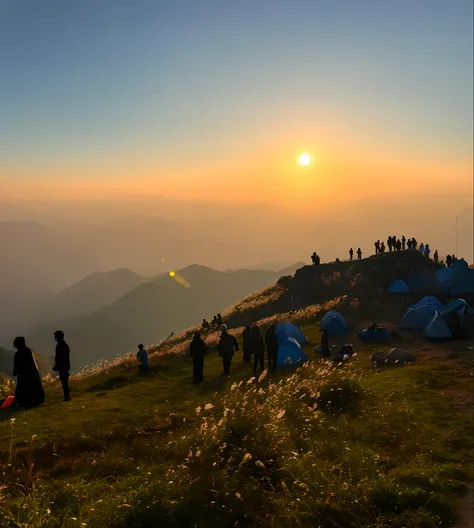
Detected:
[1,0,472,206]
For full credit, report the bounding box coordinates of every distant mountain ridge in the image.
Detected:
[27,263,303,370]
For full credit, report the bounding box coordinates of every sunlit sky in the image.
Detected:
[1,0,472,206]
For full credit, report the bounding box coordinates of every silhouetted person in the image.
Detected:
[201,319,210,330]
[349,248,353,261]
[368,322,379,331]
[407,239,412,250]
[374,240,380,254]
[251,325,265,374]
[218,325,239,376]
[392,236,396,249]
[387,237,392,252]
[212,316,218,328]
[311,252,317,265]
[320,328,330,357]
[452,254,457,262]
[13,337,45,408]
[189,332,206,383]
[53,330,71,401]
[216,313,223,326]
[396,239,402,252]
[136,343,149,373]
[434,250,439,264]
[357,248,362,260]
[242,325,252,363]
[380,242,386,254]
[315,254,320,265]
[446,254,452,267]
[424,244,430,258]
[412,238,418,250]
[419,243,424,254]
[265,324,279,373]
[401,236,406,250]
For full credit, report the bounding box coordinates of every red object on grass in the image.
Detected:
[1,395,14,409]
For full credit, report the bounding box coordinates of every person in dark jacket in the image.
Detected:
[189,332,206,383]
[349,248,354,261]
[242,325,252,363]
[401,236,406,250]
[13,337,45,408]
[357,248,362,260]
[53,330,71,401]
[216,313,223,326]
[434,250,439,264]
[217,325,239,376]
[251,325,265,375]
[320,328,330,357]
[446,254,452,267]
[265,324,279,373]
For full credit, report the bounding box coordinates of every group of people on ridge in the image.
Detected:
[310,252,321,265]
[348,248,363,261]
[200,313,223,331]
[9,330,71,409]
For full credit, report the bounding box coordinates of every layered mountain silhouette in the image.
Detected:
[27,264,302,370]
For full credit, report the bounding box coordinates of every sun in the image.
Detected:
[169,270,176,277]
[298,153,311,166]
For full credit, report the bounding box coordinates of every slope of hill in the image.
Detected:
[27,265,296,369]
[0,310,472,527]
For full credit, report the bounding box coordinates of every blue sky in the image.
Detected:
[0,0,472,199]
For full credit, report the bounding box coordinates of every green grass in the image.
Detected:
[0,322,473,528]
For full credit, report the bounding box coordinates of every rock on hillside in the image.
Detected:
[225,251,441,327]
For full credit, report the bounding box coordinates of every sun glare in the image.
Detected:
[169,270,176,277]
[298,153,311,166]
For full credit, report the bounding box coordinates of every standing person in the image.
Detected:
[136,344,149,373]
[242,325,252,363]
[402,236,406,250]
[374,241,379,254]
[419,243,425,254]
[189,331,206,384]
[201,319,210,331]
[396,239,402,252]
[434,250,439,264]
[265,324,279,373]
[218,325,239,376]
[446,254,452,267]
[216,313,223,327]
[407,239,412,250]
[13,337,45,407]
[380,242,386,254]
[387,237,392,252]
[212,316,218,328]
[357,248,362,260]
[349,248,354,261]
[53,330,71,401]
[320,328,330,358]
[412,238,418,250]
[311,252,317,265]
[251,325,265,375]
[424,244,431,258]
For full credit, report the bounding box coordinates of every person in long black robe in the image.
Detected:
[13,337,45,408]
[189,332,206,383]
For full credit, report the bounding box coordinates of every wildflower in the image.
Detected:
[196,406,201,415]
[276,410,286,419]
[239,452,252,465]
[231,382,238,391]
[247,377,256,384]
[235,492,242,499]
[255,460,265,469]
[204,403,214,410]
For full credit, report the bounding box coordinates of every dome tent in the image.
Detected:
[277,338,308,367]
[359,328,390,344]
[388,280,410,293]
[449,270,474,296]
[400,304,439,330]
[413,296,444,310]
[320,311,348,335]
[445,298,474,314]
[424,312,453,339]
[275,322,308,345]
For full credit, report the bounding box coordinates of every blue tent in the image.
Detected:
[277,338,309,367]
[445,298,474,313]
[400,304,439,330]
[359,328,390,344]
[275,322,308,345]
[388,280,410,293]
[413,296,444,310]
[424,312,453,339]
[449,270,474,296]
[451,259,469,272]
[437,267,456,284]
[320,310,346,328]
[405,271,444,294]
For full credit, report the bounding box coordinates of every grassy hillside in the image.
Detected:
[27,265,298,370]
[0,315,473,527]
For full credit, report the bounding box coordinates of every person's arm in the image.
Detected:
[52,345,58,371]
[233,336,239,352]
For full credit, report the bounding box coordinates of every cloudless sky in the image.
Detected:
[1,0,472,204]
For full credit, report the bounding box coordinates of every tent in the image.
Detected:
[359,328,390,344]
[400,304,439,330]
[320,311,348,335]
[275,322,308,345]
[424,312,453,339]
[320,310,346,328]
[449,270,474,296]
[388,280,410,293]
[413,296,444,309]
[277,338,308,367]
[445,298,474,314]
[404,271,444,295]
[437,267,456,284]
